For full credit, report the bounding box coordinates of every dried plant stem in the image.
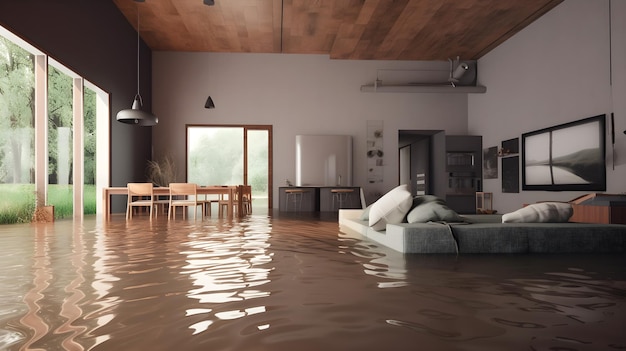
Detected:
[147,156,177,186]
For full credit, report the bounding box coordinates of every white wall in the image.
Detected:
[469,0,626,213]
[152,53,469,207]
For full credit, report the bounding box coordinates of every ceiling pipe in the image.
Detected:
[360,84,486,93]
[361,60,485,93]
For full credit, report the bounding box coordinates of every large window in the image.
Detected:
[0,34,35,223]
[187,125,272,212]
[0,25,110,223]
[47,64,74,218]
[83,87,97,215]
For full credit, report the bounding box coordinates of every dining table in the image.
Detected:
[102,185,243,220]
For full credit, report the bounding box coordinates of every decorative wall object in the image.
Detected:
[522,114,606,191]
[502,156,519,193]
[500,138,519,192]
[415,173,426,195]
[483,146,498,179]
[499,138,519,156]
[295,135,353,186]
[367,120,384,183]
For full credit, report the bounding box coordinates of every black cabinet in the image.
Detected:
[279,186,361,212]
[445,135,482,214]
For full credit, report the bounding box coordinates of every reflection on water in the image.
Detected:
[525,165,588,184]
[181,220,273,335]
[0,214,625,350]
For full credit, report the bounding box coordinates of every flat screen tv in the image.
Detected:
[521,114,606,191]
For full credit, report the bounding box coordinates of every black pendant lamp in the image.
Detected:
[205,96,215,109]
[116,3,157,126]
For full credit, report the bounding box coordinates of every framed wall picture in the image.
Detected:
[483,146,498,179]
[501,138,519,156]
[522,114,606,191]
[502,156,519,193]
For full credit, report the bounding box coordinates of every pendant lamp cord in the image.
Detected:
[135,7,143,106]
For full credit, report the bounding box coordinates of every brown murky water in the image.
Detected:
[1,213,625,351]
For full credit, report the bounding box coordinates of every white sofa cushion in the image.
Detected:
[502,202,573,223]
[368,184,413,231]
[359,204,372,221]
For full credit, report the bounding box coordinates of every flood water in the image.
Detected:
[1,213,625,351]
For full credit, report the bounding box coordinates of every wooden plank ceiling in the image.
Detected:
[113,0,562,61]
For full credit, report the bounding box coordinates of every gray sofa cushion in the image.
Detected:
[384,221,626,253]
[461,214,503,223]
[406,195,463,223]
[525,223,626,253]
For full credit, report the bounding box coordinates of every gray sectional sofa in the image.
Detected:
[339,209,626,254]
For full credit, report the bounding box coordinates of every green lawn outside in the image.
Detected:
[0,184,97,224]
[0,184,36,224]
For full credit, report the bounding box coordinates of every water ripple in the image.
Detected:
[0,217,624,350]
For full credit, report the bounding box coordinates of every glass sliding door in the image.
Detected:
[0,34,36,223]
[47,64,74,219]
[85,80,110,217]
[46,56,109,220]
[187,125,272,213]
[246,129,270,213]
[83,86,97,215]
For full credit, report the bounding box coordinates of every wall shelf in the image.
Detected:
[360,84,487,94]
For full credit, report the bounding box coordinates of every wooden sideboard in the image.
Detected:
[569,193,626,224]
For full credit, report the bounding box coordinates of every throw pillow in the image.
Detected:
[406,196,463,223]
[502,202,573,223]
[410,194,442,208]
[368,184,413,231]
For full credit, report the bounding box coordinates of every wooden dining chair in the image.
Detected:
[168,183,202,220]
[217,191,231,218]
[218,185,251,217]
[241,185,252,214]
[153,191,170,218]
[126,183,155,220]
[198,193,219,217]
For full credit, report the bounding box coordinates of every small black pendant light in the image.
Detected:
[204,96,215,109]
